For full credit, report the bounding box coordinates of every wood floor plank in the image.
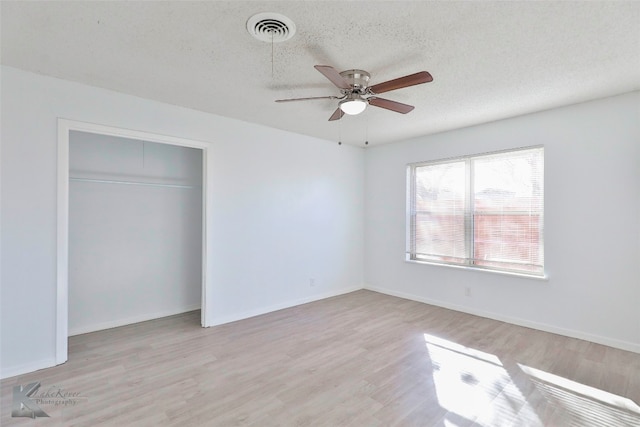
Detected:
[2,290,639,426]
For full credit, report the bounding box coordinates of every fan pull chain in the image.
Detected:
[271,30,274,78]
[365,109,369,147]
[338,116,342,145]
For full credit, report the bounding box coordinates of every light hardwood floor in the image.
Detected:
[2,290,640,426]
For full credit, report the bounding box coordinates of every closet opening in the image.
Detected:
[56,120,214,365]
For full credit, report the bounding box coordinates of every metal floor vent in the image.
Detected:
[247,13,296,43]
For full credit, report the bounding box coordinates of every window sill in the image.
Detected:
[405,258,549,281]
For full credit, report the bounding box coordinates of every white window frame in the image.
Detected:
[406,146,545,278]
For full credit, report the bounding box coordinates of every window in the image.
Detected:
[407,146,544,276]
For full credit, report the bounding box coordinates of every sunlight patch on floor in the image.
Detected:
[519,364,640,427]
[422,334,503,366]
[424,333,541,427]
[423,333,640,427]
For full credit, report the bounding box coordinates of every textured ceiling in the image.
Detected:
[2,1,639,146]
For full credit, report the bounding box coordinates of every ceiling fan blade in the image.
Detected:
[369,71,433,94]
[368,97,415,114]
[328,108,344,121]
[275,96,339,103]
[314,65,351,90]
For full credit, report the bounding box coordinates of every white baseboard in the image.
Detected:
[68,304,202,336]
[364,285,640,354]
[210,286,362,326]
[1,358,58,381]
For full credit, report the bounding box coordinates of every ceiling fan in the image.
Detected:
[275,65,433,121]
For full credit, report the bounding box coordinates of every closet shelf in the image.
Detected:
[69,177,200,190]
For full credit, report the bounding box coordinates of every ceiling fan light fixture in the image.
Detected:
[339,95,367,115]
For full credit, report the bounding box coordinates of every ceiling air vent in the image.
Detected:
[247,13,296,43]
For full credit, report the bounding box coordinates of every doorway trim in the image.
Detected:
[56,119,214,365]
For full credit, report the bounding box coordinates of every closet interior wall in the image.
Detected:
[68,131,203,335]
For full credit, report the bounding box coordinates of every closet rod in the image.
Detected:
[69,177,199,190]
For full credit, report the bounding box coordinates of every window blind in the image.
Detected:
[408,147,544,276]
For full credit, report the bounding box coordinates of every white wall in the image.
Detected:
[0,66,364,378]
[69,132,203,335]
[2,63,637,379]
[364,91,640,352]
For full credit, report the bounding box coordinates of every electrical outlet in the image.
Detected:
[309,278,316,287]
[465,287,471,297]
